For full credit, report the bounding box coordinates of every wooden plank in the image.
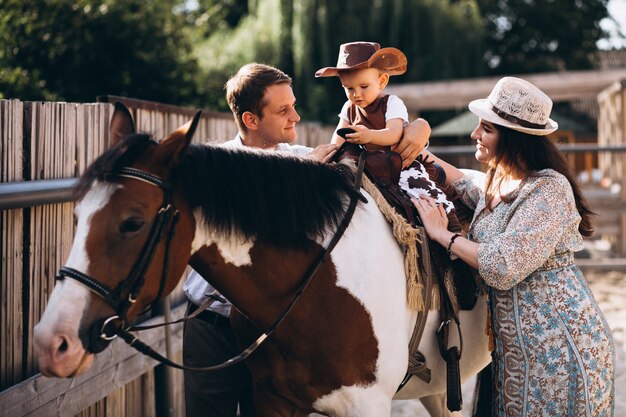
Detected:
[140,372,157,417]
[1,209,24,390]
[388,68,626,112]
[617,213,626,256]
[0,304,185,417]
[1,100,25,391]
[577,258,626,272]
[597,82,626,196]
[76,105,87,175]
[1,97,335,417]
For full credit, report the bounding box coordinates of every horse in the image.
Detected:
[33,103,491,417]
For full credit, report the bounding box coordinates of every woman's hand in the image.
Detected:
[412,195,449,244]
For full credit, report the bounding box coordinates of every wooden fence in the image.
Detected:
[598,80,626,254]
[0,97,333,417]
[2,86,625,416]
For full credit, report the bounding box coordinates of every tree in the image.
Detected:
[294,0,485,122]
[278,0,295,77]
[0,0,201,104]
[479,0,612,73]
[183,0,249,37]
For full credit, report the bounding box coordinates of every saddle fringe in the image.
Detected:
[360,175,439,311]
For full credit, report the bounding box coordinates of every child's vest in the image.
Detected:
[347,95,390,152]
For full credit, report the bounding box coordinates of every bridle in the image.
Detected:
[56,167,180,353]
[55,151,366,369]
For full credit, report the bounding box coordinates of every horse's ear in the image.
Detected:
[109,102,136,146]
[158,110,202,165]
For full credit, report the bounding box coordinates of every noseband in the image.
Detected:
[56,167,179,353]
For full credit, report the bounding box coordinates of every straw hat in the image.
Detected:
[468,77,558,136]
[315,41,407,78]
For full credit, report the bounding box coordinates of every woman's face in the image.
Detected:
[470,119,500,163]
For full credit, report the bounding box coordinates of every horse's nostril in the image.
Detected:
[59,337,69,353]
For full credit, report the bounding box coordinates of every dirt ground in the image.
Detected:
[391,267,626,416]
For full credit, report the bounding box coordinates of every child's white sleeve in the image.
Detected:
[338,100,351,122]
[386,95,409,126]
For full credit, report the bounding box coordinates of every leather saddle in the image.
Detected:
[330,142,478,311]
[331,143,420,226]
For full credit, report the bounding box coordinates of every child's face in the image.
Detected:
[338,68,389,108]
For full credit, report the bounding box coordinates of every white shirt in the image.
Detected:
[183,136,312,316]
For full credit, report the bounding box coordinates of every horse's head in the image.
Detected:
[33,103,201,377]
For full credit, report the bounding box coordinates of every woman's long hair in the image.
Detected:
[484,125,594,237]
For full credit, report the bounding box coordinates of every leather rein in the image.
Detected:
[56,152,366,370]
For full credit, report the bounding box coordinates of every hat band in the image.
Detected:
[490,104,547,129]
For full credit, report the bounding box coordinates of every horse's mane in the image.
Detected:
[76,135,361,247]
[174,144,360,247]
[75,134,157,198]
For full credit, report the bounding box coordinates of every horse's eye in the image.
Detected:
[120,217,145,234]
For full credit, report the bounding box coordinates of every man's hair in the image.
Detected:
[225,63,292,132]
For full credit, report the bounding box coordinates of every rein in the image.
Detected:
[117,150,367,372]
[58,151,366,370]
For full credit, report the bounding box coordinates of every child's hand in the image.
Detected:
[344,125,373,144]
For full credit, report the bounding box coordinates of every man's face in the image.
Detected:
[255,83,301,147]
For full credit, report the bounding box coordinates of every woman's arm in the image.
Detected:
[412,196,479,269]
[415,174,579,290]
[418,149,466,186]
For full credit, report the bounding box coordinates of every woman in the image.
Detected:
[413,77,615,416]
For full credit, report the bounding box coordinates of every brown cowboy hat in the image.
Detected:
[315,41,407,78]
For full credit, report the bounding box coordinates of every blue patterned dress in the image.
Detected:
[452,169,615,417]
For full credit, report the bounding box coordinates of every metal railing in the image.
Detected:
[429,142,626,156]
[3,143,626,211]
[0,178,77,210]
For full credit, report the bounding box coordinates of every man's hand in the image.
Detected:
[392,118,431,169]
[308,143,340,163]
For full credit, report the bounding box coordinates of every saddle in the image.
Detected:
[331,143,478,308]
[332,142,419,225]
[331,143,479,412]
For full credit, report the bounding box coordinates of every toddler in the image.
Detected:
[316,41,460,231]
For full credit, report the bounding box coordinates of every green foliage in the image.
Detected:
[0,0,613,118]
[184,0,249,37]
[191,0,611,121]
[479,0,611,73]
[192,0,281,112]
[0,0,201,104]
[293,0,485,122]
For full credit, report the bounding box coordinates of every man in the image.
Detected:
[183,63,430,417]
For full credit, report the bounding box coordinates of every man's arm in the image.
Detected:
[391,118,431,169]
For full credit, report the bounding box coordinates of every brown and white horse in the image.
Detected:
[33,104,490,416]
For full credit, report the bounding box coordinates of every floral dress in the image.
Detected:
[452,169,615,417]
